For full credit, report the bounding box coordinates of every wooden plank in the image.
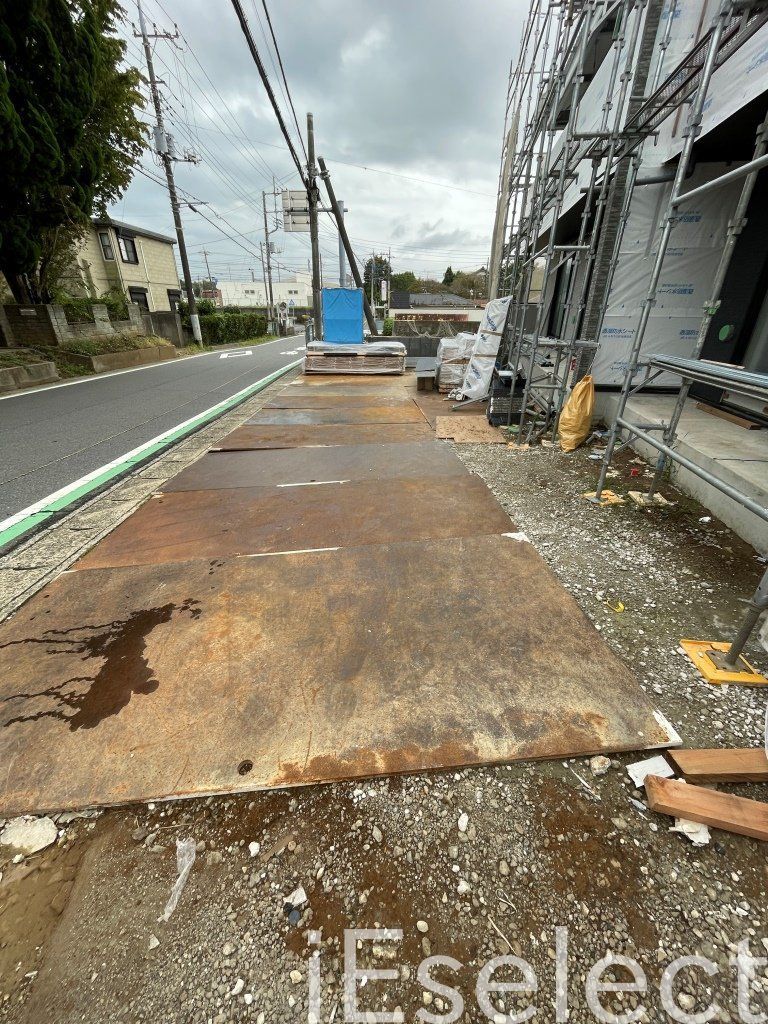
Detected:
[645,775,768,841]
[668,748,768,784]
[695,402,761,430]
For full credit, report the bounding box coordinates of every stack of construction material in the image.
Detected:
[459,296,512,401]
[303,340,406,375]
[436,332,477,393]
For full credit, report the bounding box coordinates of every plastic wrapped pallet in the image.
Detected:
[303,340,406,375]
[436,332,476,391]
[458,297,512,401]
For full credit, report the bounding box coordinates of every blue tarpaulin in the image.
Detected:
[322,288,364,343]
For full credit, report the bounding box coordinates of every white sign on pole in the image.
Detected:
[281,189,310,232]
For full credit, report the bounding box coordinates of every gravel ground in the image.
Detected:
[1,430,767,1024]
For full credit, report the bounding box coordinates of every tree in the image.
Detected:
[391,270,416,293]
[0,1,145,302]
[442,265,455,286]
[363,253,391,300]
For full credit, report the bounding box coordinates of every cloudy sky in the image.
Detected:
[114,0,524,286]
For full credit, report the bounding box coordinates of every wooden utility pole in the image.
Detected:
[261,191,276,331]
[306,113,323,339]
[136,0,201,342]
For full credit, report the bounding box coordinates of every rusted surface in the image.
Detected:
[291,374,407,388]
[213,422,433,450]
[0,536,667,815]
[248,406,425,425]
[75,477,513,569]
[162,442,470,492]
[264,394,415,409]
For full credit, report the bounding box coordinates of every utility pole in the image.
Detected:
[337,198,346,287]
[135,0,201,342]
[262,191,276,331]
[306,113,323,338]
[202,249,213,284]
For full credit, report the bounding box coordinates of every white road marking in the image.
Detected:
[220,350,253,359]
[276,479,350,488]
[245,547,340,558]
[0,338,288,401]
[0,360,303,536]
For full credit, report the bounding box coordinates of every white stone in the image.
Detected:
[0,816,57,855]
[457,812,469,833]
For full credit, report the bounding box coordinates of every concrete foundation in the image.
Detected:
[597,392,768,553]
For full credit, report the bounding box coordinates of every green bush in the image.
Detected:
[382,317,394,336]
[198,312,268,345]
[178,297,217,317]
[55,288,129,323]
[61,333,172,356]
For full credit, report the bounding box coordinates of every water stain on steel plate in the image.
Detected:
[0,536,667,815]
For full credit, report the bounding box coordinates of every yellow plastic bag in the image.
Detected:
[558,374,595,452]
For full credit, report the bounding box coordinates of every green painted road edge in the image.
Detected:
[0,359,302,551]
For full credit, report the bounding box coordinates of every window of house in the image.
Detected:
[167,289,182,311]
[98,231,115,261]
[288,289,298,295]
[128,287,150,312]
[118,235,139,264]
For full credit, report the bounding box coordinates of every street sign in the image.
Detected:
[283,212,311,233]
[282,190,310,232]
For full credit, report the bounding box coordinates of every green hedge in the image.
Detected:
[198,312,268,345]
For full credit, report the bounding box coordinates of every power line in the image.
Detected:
[229,0,307,185]
[258,0,307,162]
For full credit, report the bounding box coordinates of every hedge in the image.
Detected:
[198,311,268,345]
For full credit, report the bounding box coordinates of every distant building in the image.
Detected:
[75,218,182,312]
[217,273,312,309]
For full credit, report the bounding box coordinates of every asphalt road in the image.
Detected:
[0,340,302,522]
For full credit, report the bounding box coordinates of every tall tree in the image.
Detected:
[363,253,391,300]
[442,265,455,286]
[391,270,416,292]
[0,1,145,302]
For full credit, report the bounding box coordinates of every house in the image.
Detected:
[75,218,182,313]
[217,273,312,309]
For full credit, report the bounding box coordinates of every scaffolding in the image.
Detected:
[489,0,768,443]
[490,0,768,677]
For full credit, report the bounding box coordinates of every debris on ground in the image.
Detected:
[158,838,196,923]
[0,817,57,856]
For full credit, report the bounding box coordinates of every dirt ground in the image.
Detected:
[1,404,767,1023]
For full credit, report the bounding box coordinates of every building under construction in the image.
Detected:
[488,0,768,549]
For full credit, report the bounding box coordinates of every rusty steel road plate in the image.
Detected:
[264,395,415,409]
[75,477,513,569]
[247,406,425,425]
[163,442,470,492]
[213,422,433,450]
[0,536,668,815]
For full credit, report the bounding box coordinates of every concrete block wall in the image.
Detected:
[1,302,144,346]
[141,310,185,347]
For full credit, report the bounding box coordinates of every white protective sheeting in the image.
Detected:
[437,332,476,389]
[459,297,512,401]
[591,164,744,385]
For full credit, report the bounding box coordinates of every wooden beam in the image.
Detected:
[669,748,768,784]
[695,402,761,430]
[645,775,768,842]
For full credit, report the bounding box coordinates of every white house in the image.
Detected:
[217,272,312,309]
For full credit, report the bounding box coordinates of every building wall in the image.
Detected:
[218,277,312,308]
[76,226,181,312]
